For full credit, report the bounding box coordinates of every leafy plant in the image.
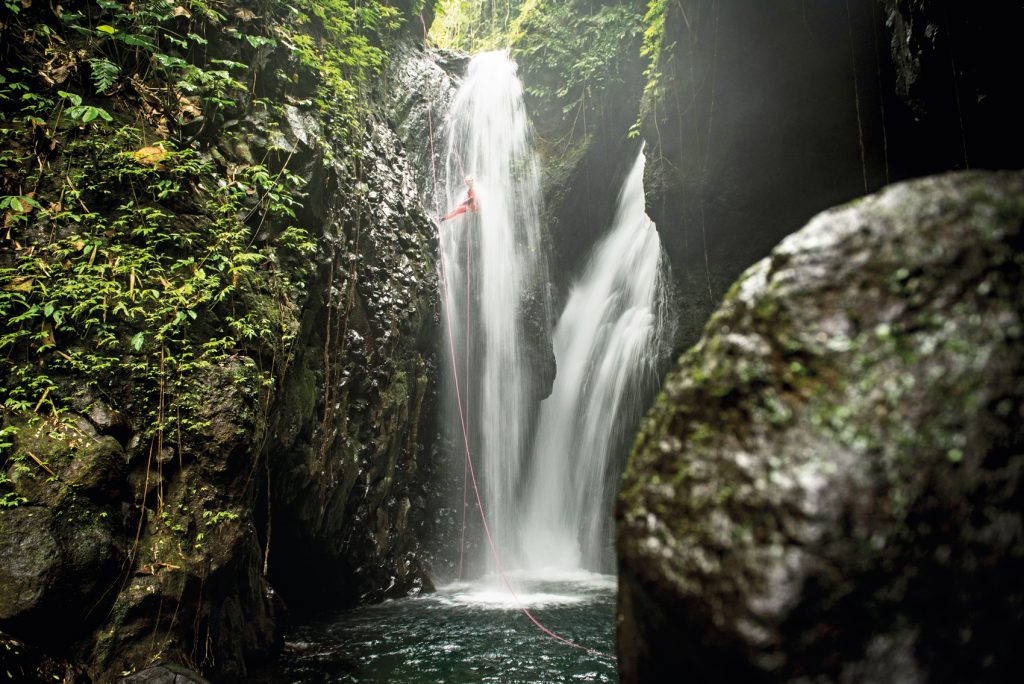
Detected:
[88,57,122,93]
[202,509,240,526]
[58,90,113,124]
[0,194,40,213]
[639,0,670,107]
[0,0,393,539]
[0,125,301,473]
[511,0,643,134]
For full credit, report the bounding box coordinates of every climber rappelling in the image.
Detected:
[440,175,478,222]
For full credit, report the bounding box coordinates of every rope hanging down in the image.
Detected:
[418,14,615,662]
[458,201,471,580]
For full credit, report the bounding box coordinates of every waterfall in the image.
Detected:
[439,52,669,580]
[440,51,551,573]
[520,147,670,572]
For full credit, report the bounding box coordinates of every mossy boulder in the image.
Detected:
[617,171,1024,683]
[0,417,126,645]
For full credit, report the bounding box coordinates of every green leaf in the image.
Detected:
[154,53,188,70]
[57,90,82,106]
[96,25,118,35]
[130,332,145,351]
[88,57,121,93]
[120,34,157,50]
[244,34,277,50]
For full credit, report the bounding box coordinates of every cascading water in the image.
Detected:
[440,53,669,579]
[264,61,670,684]
[520,147,670,572]
[439,51,551,573]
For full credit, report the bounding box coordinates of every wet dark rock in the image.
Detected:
[0,508,61,625]
[881,0,1024,172]
[264,116,440,613]
[86,400,133,444]
[0,419,126,646]
[640,0,1024,352]
[120,663,211,684]
[382,44,461,213]
[617,171,1024,683]
[640,0,889,350]
[84,360,277,682]
[521,281,557,401]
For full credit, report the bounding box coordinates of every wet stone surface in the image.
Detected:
[617,171,1024,683]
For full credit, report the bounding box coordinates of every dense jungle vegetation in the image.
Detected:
[0,0,403,500]
[0,0,659,514]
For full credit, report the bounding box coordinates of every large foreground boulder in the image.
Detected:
[617,171,1024,683]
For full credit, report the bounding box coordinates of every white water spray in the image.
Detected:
[440,53,669,580]
[440,51,550,572]
[520,148,670,572]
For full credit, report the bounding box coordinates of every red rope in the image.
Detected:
[458,213,471,580]
[418,14,615,662]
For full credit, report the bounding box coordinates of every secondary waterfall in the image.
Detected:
[520,148,670,572]
[440,51,551,572]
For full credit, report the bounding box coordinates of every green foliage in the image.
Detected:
[431,0,529,51]
[0,0,406,542]
[0,127,298,452]
[639,0,670,109]
[281,0,402,134]
[58,90,113,124]
[54,0,247,123]
[2,0,404,137]
[87,57,122,94]
[0,195,40,213]
[510,0,643,133]
[0,0,407,468]
[0,425,27,507]
[202,509,240,526]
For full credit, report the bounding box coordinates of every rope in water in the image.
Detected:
[417,13,615,662]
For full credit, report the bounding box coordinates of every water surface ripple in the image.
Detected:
[260,574,618,683]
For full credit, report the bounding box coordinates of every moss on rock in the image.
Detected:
[617,171,1024,683]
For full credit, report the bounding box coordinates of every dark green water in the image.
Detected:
[258,572,618,683]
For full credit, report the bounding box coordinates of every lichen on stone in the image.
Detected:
[617,171,1024,683]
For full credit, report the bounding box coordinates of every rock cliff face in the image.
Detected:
[0,2,444,681]
[383,44,466,215]
[881,0,1024,174]
[640,0,1024,349]
[617,171,1024,683]
[264,115,441,614]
